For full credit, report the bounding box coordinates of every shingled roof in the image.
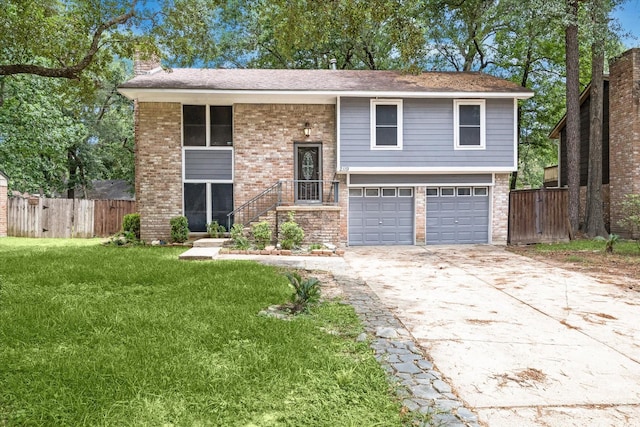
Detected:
[120,68,532,95]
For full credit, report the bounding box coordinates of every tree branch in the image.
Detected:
[0,2,137,79]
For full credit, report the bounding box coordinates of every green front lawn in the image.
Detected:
[0,239,403,426]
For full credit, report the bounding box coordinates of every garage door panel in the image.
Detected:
[426,188,489,245]
[349,188,414,245]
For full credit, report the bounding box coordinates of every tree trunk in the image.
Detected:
[565,0,581,236]
[584,0,608,237]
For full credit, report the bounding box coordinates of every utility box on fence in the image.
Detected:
[0,171,7,237]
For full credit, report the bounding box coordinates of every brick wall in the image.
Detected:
[0,174,7,237]
[414,186,426,244]
[337,174,349,244]
[233,104,337,208]
[609,48,640,237]
[136,102,183,241]
[276,206,341,245]
[492,173,510,244]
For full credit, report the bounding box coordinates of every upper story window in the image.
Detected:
[183,105,233,147]
[371,99,402,150]
[454,99,485,149]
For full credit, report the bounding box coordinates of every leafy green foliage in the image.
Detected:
[279,211,304,250]
[206,220,226,238]
[230,223,250,249]
[619,194,640,241]
[285,271,321,313]
[594,233,619,253]
[251,221,272,249]
[169,215,189,243]
[122,213,140,240]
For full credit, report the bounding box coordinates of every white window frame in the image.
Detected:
[441,188,455,197]
[457,187,472,196]
[454,99,486,150]
[426,187,439,197]
[370,99,403,150]
[474,187,488,196]
[365,188,380,197]
[349,188,363,197]
[398,188,413,197]
[381,188,397,197]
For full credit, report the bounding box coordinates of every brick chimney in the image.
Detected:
[134,51,161,76]
[608,48,640,237]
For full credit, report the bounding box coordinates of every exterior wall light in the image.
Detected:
[303,122,311,137]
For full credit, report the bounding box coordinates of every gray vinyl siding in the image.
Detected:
[339,97,515,168]
[349,174,492,185]
[184,149,233,180]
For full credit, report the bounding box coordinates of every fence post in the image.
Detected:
[0,171,7,237]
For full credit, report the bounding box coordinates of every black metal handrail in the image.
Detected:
[227,181,282,229]
[227,179,340,229]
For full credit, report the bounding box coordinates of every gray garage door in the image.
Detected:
[426,187,489,244]
[349,187,414,245]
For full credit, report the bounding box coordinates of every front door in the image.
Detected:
[295,144,322,203]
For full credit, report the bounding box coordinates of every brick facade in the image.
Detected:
[0,173,7,237]
[233,104,337,208]
[276,206,340,245]
[609,49,640,237]
[136,102,183,241]
[492,173,510,244]
[414,186,426,244]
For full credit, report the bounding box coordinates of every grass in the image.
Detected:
[0,238,404,426]
[532,238,640,255]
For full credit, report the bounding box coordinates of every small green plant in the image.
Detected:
[594,233,619,254]
[308,243,324,251]
[251,221,272,250]
[170,216,189,243]
[207,220,226,238]
[279,211,304,250]
[619,193,640,246]
[105,231,139,246]
[122,213,140,239]
[230,223,250,249]
[284,271,321,313]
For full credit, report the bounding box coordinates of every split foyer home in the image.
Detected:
[549,48,640,237]
[118,61,533,246]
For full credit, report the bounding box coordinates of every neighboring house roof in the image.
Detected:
[85,180,134,200]
[549,76,610,139]
[119,69,533,102]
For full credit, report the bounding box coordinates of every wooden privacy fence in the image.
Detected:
[8,197,136,238]
[508,188,570,244]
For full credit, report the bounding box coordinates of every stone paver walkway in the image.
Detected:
[334,272,480,426]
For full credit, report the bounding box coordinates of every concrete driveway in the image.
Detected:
[343,245,640,426]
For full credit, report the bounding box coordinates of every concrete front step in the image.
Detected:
[178,247,220,260]
[192,238,227,248]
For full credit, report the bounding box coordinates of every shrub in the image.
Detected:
[594,233,619,254]
[170,216,189,243]
[122,213,140,240]
[284,271,321,313]
[230,223,250,249]
[279,211,304,250]
[207,220,226,238]
[619,194,640,243]
[251,221,272,250]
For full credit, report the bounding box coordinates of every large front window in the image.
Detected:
[183,105,234,232]
[371,99,403,149]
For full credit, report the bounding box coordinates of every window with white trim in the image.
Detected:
[371,99,402,149]
[454,100,485,149]
[349,188,363,197]
[183,105,233,147]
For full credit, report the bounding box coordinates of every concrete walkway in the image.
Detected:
[344,245,640,426]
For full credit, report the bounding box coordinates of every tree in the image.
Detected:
[584,0,615,237]
[0,0,138,79]
[565,0,581,236]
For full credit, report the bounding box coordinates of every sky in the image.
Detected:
[613,0,640,48]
